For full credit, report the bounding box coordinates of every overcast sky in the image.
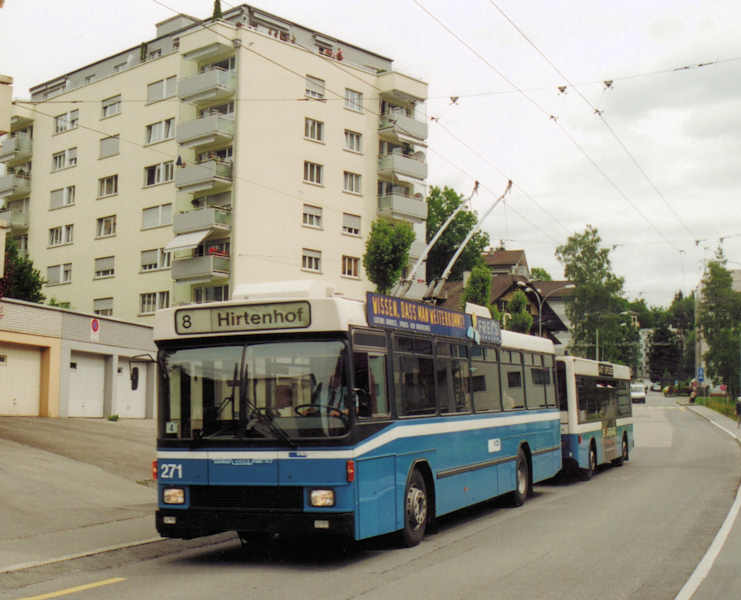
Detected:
[3,0,740,307]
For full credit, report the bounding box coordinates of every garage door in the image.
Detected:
[114,361,147,418]
[68,352,105,417]
[0,342,41,416]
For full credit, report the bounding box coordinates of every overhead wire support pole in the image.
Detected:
[426,179,513,302]
[393,180,480,298]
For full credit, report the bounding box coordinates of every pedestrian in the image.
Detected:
[689,379,698,404]
[736,396,741,429]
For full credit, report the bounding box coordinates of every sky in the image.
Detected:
[2,0,740,308]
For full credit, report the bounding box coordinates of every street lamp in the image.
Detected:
[516,281,575,337]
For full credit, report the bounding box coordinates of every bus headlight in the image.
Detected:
[310,489,335,507]
[163,488,185,504]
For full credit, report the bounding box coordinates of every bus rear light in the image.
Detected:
[577,435,582,445]
[346,460,355,482]
[152,459,158,480]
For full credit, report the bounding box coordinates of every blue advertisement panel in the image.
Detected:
[366,293,501,346]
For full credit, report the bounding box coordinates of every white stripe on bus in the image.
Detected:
[158,411,560,461]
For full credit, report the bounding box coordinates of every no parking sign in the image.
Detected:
[90,318,100,342]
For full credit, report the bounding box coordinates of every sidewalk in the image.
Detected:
[0,417,160,574]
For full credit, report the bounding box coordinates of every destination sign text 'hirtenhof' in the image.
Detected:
[175,301,311,334]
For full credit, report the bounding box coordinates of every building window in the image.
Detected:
[304,117,324,142]
[144,161,174,186]
[147,75,177,103]
[93,297,113,316]
[52,147,77,171]
[140,292,157,314]
[344,130,362,152]
[342,255,360,278]
[54,110,79,134]
[343,171,361,193]
[302,249,321,273]
[47,263,72,285]
[344,89,363,112]
[98,174,118,197]
[140,248,171,271]
[50,186,75,209]
[99,135,120,158]
[96,215,117,238]
[48,224,73,247]
[305,75,325,99]
[145,118,175,144]
[149,48,162,60]
[101,95,121,118]
[303,161,323,185]
[114,62,127,73]
[198,102,234,118]
[342,213,361,236]
[85,74,97,85]
[142,204,172,229]
[302,204,322,229]
[94,256,115,278]
[193,284,229,304]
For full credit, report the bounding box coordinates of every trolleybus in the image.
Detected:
[154,281,562,546]
[556,356,633,479]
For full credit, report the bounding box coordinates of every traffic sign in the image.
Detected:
[697,366,704,382]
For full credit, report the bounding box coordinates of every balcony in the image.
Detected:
[378,152,427,181]
[0,208,29,230]
[182,41,234,64]
[379,112,428,143]
[0,174,30,200]
[378,193,427,222]
[173,207,231,236]
[176,115,234,151]
[377,71,428,104]
[178,69,236,105]
[175,160,232,194]
[409,238,427,260]
[172,254,231,281]
[0,133,32,166]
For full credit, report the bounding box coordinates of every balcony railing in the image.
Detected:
[171,254,231,281]
[178,69,236,104]
[173,207,231,235]
[379,112,428,142]
[0,208,29,230]
[176,115,234,150]
[175,160,233,194]
[0,174,30,200]
[377,72,428,103]
[409,239,427,260]
[378,152,427,181]
[0,133,32,165]
[378,193,427,222]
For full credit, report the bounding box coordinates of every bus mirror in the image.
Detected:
[131,366,139,390]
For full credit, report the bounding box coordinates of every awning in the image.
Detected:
[164,229,210,252]
[392,172,423,186]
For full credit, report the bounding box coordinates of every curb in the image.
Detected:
[680,401,741,447]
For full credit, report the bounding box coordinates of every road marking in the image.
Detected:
[16,577,126,600]
[676,406,741,600]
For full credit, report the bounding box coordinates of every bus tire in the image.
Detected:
[621,435,629,462]
[581,444,597,481]
[400,469,428,547]
[509,448,529,506]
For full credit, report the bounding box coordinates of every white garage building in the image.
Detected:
[0,298,155,418]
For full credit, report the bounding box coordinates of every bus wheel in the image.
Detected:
[510,448,529,506]
[612,436,628,466]
[401,469,428,547]
[621,436,629,462]
[582,445,597,480]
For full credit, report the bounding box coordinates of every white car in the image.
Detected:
[631,383,647,403]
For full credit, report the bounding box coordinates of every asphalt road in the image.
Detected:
[3,392,741,600]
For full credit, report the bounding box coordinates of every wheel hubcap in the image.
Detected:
[622,440,628,460]
[517,461,527,496]
[590,450,596,471]
[407,485,427,530]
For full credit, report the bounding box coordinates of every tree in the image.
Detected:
[648,314,682,383]
[0,237,45,303]
[530,267,552,281]
[555,225,630,362]
[363,219,414,294]
[697,251,741,398]
[425,186,489,283]
[212,0,223,19]
[504,290,533,333]
[668,290,695,380]
[461,263,501,320]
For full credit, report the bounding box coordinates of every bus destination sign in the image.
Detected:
[175,301,311,334]
[598,362,614,377]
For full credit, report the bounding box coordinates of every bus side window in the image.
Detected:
[352,352,389,418]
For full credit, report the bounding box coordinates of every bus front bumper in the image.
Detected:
[156,509,355,540]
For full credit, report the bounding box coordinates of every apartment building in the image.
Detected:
[0,5,429,323]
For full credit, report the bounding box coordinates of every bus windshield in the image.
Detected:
[159,339,350,441]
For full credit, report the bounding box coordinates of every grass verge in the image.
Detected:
[694,396,737,420]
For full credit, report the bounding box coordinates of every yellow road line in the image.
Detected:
[17,577,126,600]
